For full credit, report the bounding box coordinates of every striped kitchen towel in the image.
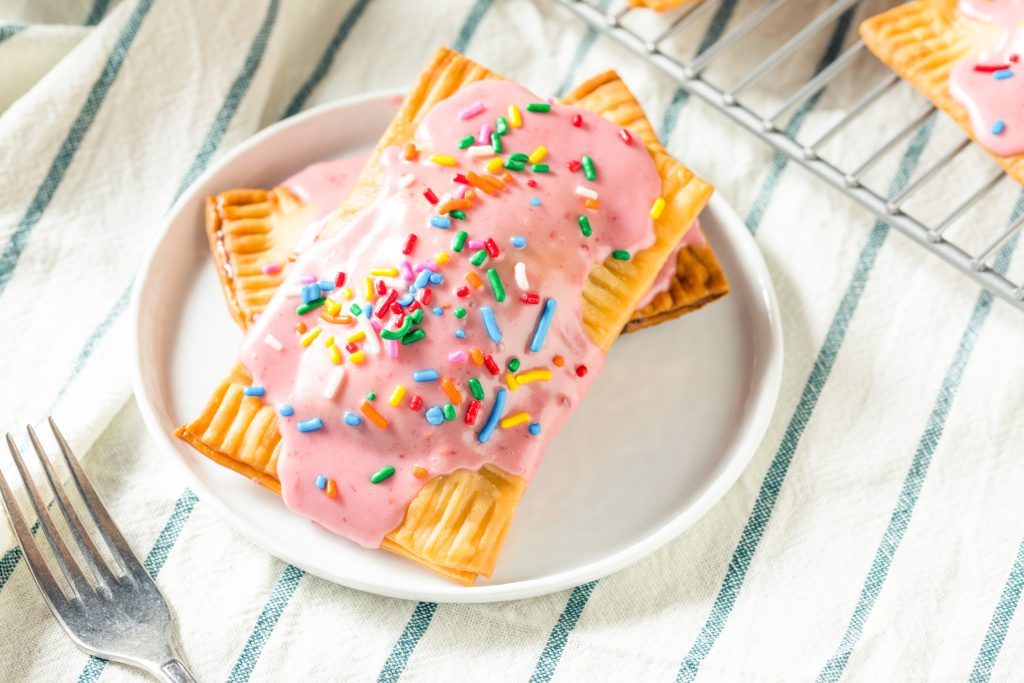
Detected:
[3,0,1024,680]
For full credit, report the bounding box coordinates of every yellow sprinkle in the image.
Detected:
[441,378,463,405]
[364,276,375,301]
[300,327,321,347]
[470,348,484,366]
[349,351,366,364]
[650,197,666,220]
[325,300,342,316]
[436,251,449,265]
[508,104,522,128]
[486,156,504,173]
[347,330,366,343]
[505,374,520,391]
[500,412,531,429]
[329,345,342,365]
[466,271,483,289]
[370,268,399,277]
[431,154,457,166]
[516,369,552,384]
[389,385,406,407]
[324,335,335,347]
[528,146,547,164]
[341,287,353,300]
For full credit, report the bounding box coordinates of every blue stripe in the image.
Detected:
[0,546,22,592]
[0,23,28,43]
[555,0,611,98]
[376,601,439,683]
[817,197,1024,681]
[676,116,938,683]
[282,0,373,118]
[0,0,157,298]
[971,536,1024,682]
[452,0,493,53]
[225,565,306,683]
[529,582,598,683]
[84,0,112,26]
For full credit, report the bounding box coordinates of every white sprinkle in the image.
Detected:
[514,262,529,290]
[467,145,494,157]
[322,367,346,399]
[284,286,303,298]
[357,315,381,355]
[263,334,283,351]
[575,186,598,200]
[398,173,415,188]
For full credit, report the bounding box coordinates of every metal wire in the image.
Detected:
[557,0,1024,313]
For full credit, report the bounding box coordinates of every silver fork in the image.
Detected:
[0,418,197,682]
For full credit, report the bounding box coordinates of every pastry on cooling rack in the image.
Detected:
[174,46,726,585]
[862,0,1024,184]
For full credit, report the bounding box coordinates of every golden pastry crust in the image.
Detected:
[624,243,729,332]
[176,47,714,584]
[860,0,1024,184]
[628,0,700,11]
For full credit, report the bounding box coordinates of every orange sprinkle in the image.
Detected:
[470,348,484,366]
[295,322,308,334]
[466,271,483,288]
[403,143,418,161]
[466,172,496,195]
[464,189,476,201]
[325,479,338,498]
[584,198,601,210]
[440,378,463,405]
[482,174,506,191]
[552,354,565,367]
[500,171,514,184]
[437,198,472,214]
[360,400,389,429]
[413,466,428,479]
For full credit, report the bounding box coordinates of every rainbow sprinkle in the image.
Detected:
[529,299,557,352]
[481,306,503,342]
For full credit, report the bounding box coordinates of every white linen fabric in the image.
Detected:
[2,0,1024,681]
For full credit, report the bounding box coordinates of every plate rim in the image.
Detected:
[131,90,784,603]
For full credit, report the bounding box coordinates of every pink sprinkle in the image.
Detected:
[370,319,382,333]
[544,96,554,104]
[448,350,468,364]
[298,275,317,284]
[478,123,493,145]
[458,101,486,120]
[399,261,414,281]
[413,261,437,273]
[384,339,399,359]
[453,185,467,199]
[262,263,281,275]
[467,239,485,250]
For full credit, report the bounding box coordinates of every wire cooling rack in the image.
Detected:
[556,0,1024,313]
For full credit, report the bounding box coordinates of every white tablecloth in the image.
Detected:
[3,0,1024,680]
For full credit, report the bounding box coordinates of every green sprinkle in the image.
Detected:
[454,307,467,319]
[531,163,549,173]
[449,210,466,220]
[349,303,363,316]
[443,403,456,421]
[296,298,325,315]
[367,391,376,401]
[507,357,521,372]
[490,132,503,153]
[401,328,426,345]
[581,155,596,181]
[469,378,485,400]
[410,309,424,324]
[504,160,525,171]
[458,134,475,149]
[526,103,551,112]
[381,315,413,340]
[496,116,509,135]
[510,152,530,163]
[452,230,468,252]
[487,268,506,302]
[612,250,630,260]
[470,249,488,267]
[578,215,592,237]
[370,466,395,484]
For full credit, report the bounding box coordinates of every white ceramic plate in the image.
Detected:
[131,91,783,603]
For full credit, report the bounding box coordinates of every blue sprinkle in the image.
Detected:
[528,423,541,435]
[530,197,541,206]
[429,272,444,285]
[414,269,432,289]
[529,298,557,352]
[477,389,507,443]
[319,280,335,292]
[314,475,327,489]
[430,216,452,229]
[398,295,414,306]
[301,284,321,304]
[993,119,1007,135]
[243,386,265,397]
[455,328,466,339]
[278,404,294,417]
[364,304,373,318]
[425,406,445,425]
[297,417,323,433]
[481,306,502,343]
[413,369,439,382]
[511,236,527,248]
[995,69,1014,80]
[343,412,362,427]
[432,307,444,316]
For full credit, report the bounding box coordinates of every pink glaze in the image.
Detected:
[636,220,704,309]
[949,0,1024,155]
[239,80,662,548]
[284,154,371,252]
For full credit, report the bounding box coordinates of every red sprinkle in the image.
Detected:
[375,279,387,296]
[408,300,421,312]
[520,292,540,305]
[419,287,432,305]
[453,173,469,185]
[974,63,1011,72]
[1013,54,1021,63]
[619,128,632,144]
[567,160,582,172]
[572,114,582,127]
[465,399,482,425]
[575,364,588,377]
[423,188,439,205]
[346,343,359,353]
[455,286,470,298]
[334,272,346,288]
[402,234,418,255]
[409,395,423,411]
[376,290,398,318]
[484,355,500,376]
[484,238,500,258]
[391,302,403,315]
[526,179,538,188]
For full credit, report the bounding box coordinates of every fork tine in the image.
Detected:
[28,425,120,588]
[6,434,92,597]
[47,418,148,580]
[0,446,66,603]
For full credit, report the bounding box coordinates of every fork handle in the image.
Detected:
[154,657,198,683]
